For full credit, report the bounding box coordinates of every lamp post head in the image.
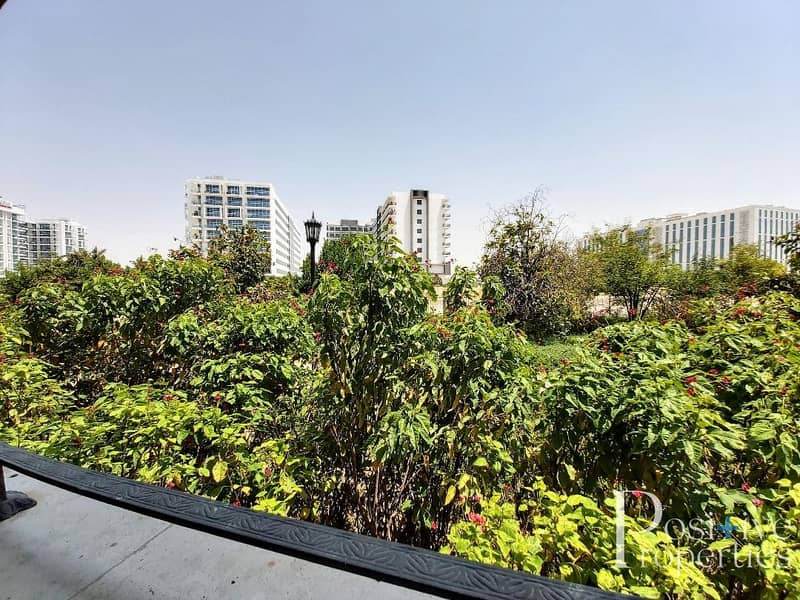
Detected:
[304,212,321,244]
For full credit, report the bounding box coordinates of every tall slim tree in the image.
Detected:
[480,190,593,336]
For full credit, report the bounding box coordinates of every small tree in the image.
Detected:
[207,225,271,293]
[776,223,800,270]
[443,266,478,314]
[720,244,785,290]
[480,190,588,337]
[590,227,675,320]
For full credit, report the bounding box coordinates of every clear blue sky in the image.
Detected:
[1,1,798,266]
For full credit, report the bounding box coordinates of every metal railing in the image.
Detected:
[0,443,629,600]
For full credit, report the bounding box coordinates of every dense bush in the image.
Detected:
[2,235,800,598]
[480,192,597,338]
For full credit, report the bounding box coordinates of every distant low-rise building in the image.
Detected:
[583,204,800,269]
[324,219,374,242]
[375,189,452,277]
[184,176,303,275]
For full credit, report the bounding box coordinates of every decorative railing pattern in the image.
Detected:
[0,442,630,600]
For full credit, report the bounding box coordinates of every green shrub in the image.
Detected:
[3,236,800,598]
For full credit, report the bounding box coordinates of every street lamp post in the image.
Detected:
[304,212,321,286]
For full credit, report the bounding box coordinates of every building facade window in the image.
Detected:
[205,196,223,205]
[206,207,221,217]
[227,197,242,206]
[226,185,240,195]
[247,209,269,219]
[247,198,268,207]
[205,184,220,193]
[246,186,269,196]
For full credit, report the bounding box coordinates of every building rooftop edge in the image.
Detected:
[638,203,800,224]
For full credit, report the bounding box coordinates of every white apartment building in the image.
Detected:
[634,205,800,269]
[324,219,374,242]
[0,200,30,275]
[375,189,452,276]
[28,219,87,263]
[184,177,303,276]
[0,200,87,275]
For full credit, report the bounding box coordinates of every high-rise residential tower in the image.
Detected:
[375,189,452,277]
[0,200,29,275]
[184,177,303,275]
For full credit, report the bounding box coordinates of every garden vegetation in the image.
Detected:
[2,221,800,598]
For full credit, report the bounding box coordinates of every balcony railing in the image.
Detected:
[0,443,624,600]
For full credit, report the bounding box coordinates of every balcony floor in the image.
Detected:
[0,470,437,600]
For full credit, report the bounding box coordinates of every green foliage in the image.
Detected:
[658,245,785,306]
[3,233,800,598]
[721,244,785,290]
[480,191,595,337]
[301,235,370,286]
[528,336,585,368]
[207,224,272,293]
[480,275,511,323]
[588,226,677,320]
[17,254,228,394]
[445,486,719,598]
[0,248,119,302]
[444,266,478,313]
[240,275,301,303]
[776,223,800,271]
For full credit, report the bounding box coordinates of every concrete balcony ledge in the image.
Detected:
[0,470,436,600]
[0,444,625,600]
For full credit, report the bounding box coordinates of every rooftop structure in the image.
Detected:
[324,218,374,241]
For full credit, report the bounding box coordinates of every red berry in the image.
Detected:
[467,512,486,526]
